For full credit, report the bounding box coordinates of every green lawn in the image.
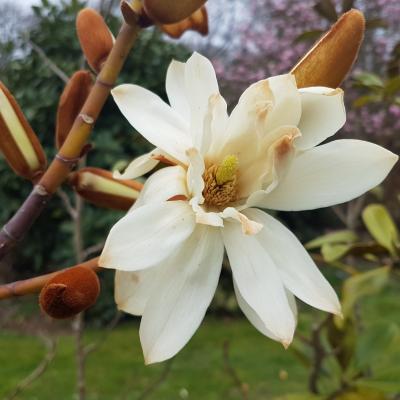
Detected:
[1,286,400,400]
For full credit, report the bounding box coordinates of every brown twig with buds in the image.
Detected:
[0,257,99,300]
[0,7,141,261]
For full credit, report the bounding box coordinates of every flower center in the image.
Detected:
[202,155,238,207]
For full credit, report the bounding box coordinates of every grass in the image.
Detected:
[1,285,400,400]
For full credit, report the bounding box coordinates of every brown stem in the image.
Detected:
[0,257,100,300]
[309,317,330,394]
[0,20,140,261]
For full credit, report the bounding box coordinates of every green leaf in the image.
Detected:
[341,267,390,319]
[314,0,338,22]
[341,0,355,12]
[365,18,389,30]
[357,367,400,392]
[362,204,399,257]
[384,75,400,96]
[294,30,324,43]
[321,243,353,262]
[356,322,400,369]
[274,395,323,400]
[305,230,358,250]
[353,72,384,88]
[353,94,381,108]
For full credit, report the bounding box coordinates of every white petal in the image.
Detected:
[140,225,224,364]
[166,60,190,122]
[191,201,224,227]
[113,149,160,180]
[99,201,195,271]
[221,207,263,235]
[114,267,160,316]
[223,221,296,346]
[134,165,188,209]
[186,147,205,202]
[254,139,398,211]
[244,209,341,315]
[265,74,301,132]
[112,84,192,163]
[184,53,219,150]
[296,87,346,150]
[233,281,297,341]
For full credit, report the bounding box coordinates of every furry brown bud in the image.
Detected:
[56,71,93,149]
[70,167,143,210]
[161,6,208,39]
[76,8,114,73]
[39,266,100,319]
[291,9,365,88]
[0,82,47,180]
[143,0,207,24]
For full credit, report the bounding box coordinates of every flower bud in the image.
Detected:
[161,6,208,39]
[56,71,93,149]
[76,8,114,73]
[70,167,143,210]
[291,9,365,88]
[39,266,100,319]
[0,82,47,180]
[143,0,207,24]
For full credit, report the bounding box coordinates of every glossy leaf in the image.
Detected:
[305,230,358,250]
[362,204,399,257]
[321,243,353,262]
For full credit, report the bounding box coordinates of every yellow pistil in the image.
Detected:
[215,155,238,185]
[203,155,238,207]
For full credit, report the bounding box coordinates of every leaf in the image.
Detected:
[357,367,400,392]
[314,0,338,22]
[321,243,353,262]
[341,267,390,320]
[341,0,355,13]
[336,388,387,399]
[356,322,400,369]
[294,30,324,43]
[384,75,400,96]
[353,72,384,88]
[362,204,399,257]
[365,18,388,30]
[353,94,381,108]
[305,230,358,249]
[274,395,323,400]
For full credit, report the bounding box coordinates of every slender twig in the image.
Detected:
[57,188,77,219]
[309,316,330,394]
[82,241,105,260]
[136,360,173,400]
[0,17,141,261]
[0,257,100,300]
[223,340,249,400]
[4,334,57,400]
[28,40,69,83]
[84,311,122,356]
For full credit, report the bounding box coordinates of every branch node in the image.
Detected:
[79,113,95,124]
[96,78,114,89]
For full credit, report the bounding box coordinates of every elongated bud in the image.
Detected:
[291,9,365,88]
[143,0,207,24]
[56,71,93,149]
[39,265,100,319]
[76,8,114,73]
[0,82,47,180]
[161,6,208,39]
[70,167,143,210]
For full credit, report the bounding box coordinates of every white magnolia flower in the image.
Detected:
[99,53,397,364]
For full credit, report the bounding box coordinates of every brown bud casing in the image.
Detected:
[161,6,208,39]
[291,9,365,88]
[0,82,47,180]
[56,71,93,149]
[70,167,143,210]
[39,266,100,319]
[76,8,114,73]
[143,0,207,24]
